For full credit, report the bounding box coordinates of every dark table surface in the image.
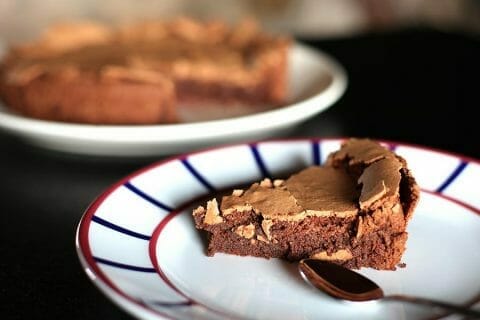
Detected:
[1,27,479,320]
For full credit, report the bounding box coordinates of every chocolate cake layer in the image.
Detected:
[193,138,420,270]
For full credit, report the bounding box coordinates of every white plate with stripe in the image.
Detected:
[76,138,480,320]
[0,43,346,157]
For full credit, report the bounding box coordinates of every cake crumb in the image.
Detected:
[273,179,284,187]
[257,235,269,243]
[232,189,244,196]
[261,219,273,240]
[204,199,223,225]
[193,206,205,216]
[234,224,255,239]
[259,178,273,188]
[397,262,407,268]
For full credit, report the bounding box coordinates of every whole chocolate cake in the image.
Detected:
[0,18,290,124]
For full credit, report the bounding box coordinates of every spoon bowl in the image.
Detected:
[298,258,480,318]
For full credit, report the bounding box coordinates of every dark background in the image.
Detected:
[1,27,479,319]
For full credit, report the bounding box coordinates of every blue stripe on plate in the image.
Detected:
[94,256,156,273]
[149,301,193,307]
[181,159,215,192]
[250,144,270,178]
[312,141,321,165]
[124,182,174,212]
[436,161,468,193]
[92,216,151,240]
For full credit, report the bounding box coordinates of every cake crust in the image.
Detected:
[192,138,420,270]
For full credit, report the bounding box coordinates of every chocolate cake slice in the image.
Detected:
[192,138,420,270]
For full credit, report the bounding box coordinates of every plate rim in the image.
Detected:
[75,137,480,320]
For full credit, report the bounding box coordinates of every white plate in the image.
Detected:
[76,138,480,320]
[0,43,347,157]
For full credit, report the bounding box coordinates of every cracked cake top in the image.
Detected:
[197,138,419,224]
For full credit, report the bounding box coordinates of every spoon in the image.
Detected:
[298,259,480,318]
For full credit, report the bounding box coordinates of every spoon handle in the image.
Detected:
[384,294,480,318]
